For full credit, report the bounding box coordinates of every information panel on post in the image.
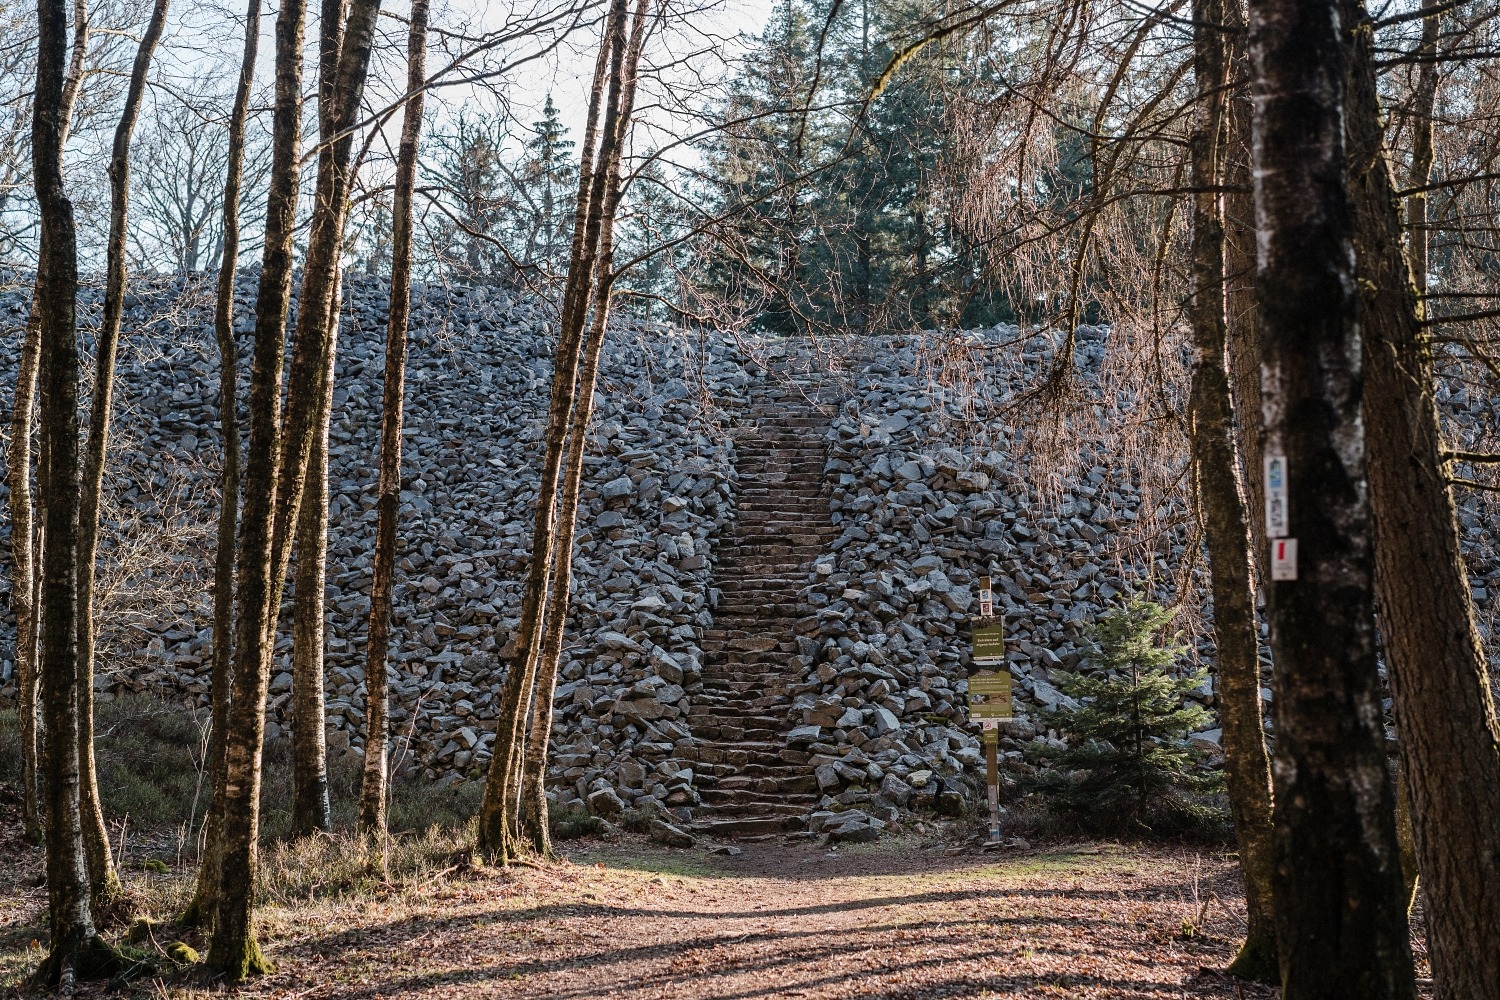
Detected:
[968,672,1013,720]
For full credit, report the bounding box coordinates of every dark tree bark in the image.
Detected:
[289,274,337,838]
[1185,0,1277,980]
[519,0,650,857]
[205,0,307,974]
[26,0,122,983]
[1245,0,1418,994]
[9,0,91,848]
[477,0,626,863]
[359,0,429,835]
[75,0,170,911]
[183,0,261,929]
[1343,2,1500,995]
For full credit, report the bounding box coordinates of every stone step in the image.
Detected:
[696,760,809,779]
[699,786,820,806]
[690,816,802,838]
[692,723,785,742]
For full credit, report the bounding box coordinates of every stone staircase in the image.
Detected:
[689,375,839,838]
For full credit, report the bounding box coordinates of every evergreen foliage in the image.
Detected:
[420,96,580,287]
[1031,600,1223,835]
[696,0,1023,333]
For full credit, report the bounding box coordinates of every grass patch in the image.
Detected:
[5,693,487,847]
[550,805,610,840]
[256,823,476,905]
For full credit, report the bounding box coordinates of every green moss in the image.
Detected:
[126,917,159,944]
[165,941,200,965]
[209,934,273,982]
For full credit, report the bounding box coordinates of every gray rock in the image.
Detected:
[588,786,627,816]
[649,818,695,848]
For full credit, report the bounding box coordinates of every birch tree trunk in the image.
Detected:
[205,0,307,974]
[477,0,625,862]
[10,315,42,843]
[26,0,121,981]
[286,0,349,842]
[184,0,261,928]
[1245,0,1418,993]
[1343,2,1500,995]
[360,0,429,834]
[10,0,91,848]
[74,0,170,911]
[519,0,651,857]
[1185,0,1276,979]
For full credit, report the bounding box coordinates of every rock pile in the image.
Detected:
[0,271,746,810]
[3,277,1496,833]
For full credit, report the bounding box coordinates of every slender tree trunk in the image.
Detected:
[1343,3,1500,995]
[74,0,169,912]
[1392,0,1438,918]
[477,0,624,863]
[286,0,349,839]
[289,267,338,837]
[519,0,650,857]
[10,314,42,843]
[1185,0,1277,980]
[1220,0,1265,564]
[26,0,121,982]
[269,0,382,575]
[205,0,307,974]
[359,0,428,834]
[1245,0,1418,993]
[10,0,91,848]
[184,0,261,930]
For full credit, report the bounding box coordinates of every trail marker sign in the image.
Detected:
[978,574,995,618]
[1264,454,1289,538]
[1271,537,1298,581]
[972,625,1005,664]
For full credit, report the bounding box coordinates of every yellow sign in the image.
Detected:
[968,671,1012,719]
[972,625,1005,663]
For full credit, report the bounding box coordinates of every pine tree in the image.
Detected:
[1032,600,1222,834]
[515,94,577,276]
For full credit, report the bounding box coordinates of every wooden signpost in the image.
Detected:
[970,575,1009,844]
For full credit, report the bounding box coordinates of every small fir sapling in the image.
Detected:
[1030,599,1223,834]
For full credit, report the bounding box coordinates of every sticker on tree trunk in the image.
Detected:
[1265,454,1289,538]
[1271,537,1298,581]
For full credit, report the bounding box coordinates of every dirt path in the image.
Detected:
[212,838,1268,1000]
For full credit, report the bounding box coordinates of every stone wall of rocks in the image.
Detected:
[3,276,1498,826]
[0,272,748,807]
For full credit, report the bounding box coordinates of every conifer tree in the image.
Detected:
[1032,600,1221,834]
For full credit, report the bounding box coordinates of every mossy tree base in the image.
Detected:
[90,871,133,929]
[1227,932,1280,986]
[28,933,133,990]
[208,934,273,983]
[177,891,211,930]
